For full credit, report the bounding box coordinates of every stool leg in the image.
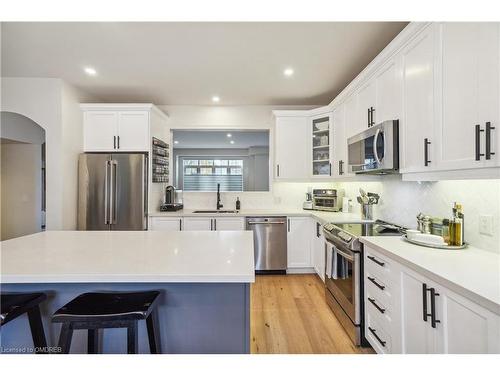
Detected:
[127,321,138,354]
[146,309,162,354]
[88,329,99,354]
[57,323,73,354]
[27,305,47,354]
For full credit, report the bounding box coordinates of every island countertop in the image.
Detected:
[1,230,256,284]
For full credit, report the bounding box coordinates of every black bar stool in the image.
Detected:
[52,290,161,354]
[1,292,48,353]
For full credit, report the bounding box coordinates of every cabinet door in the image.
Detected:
[275,116,309,179]
[213,217,245,231]
[400,25,436,173]
[332,105,351,177]
[310,114,333,178]
[435,23,499,171]
[183,217,213,231]
[357,79,376,131]
[312,221,325,281]
[375,58,401,124]
[344,92,359,139]
[287,217,312,268]
[83,111,118,151]
[150,217,183,231]
[117,111,150,151]
[478,23,500,167]
[440,287,500,353]
[400,267,443,353]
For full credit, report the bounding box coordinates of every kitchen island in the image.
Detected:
[0,230,255,354]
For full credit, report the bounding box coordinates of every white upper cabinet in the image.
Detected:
[332,105,350,177]
[82,104,163,152]
[344,92,360,140]
[274,112,309,180]
[375,57,401,124]
[117,111,150,151]
[83,111,118,151]
[400,24,437,173]
[435,22,500,171]
[310,111,333,178]
[356,79,377,133]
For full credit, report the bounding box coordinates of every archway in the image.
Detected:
[1,111,46,240]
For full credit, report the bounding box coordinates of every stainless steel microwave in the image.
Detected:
[347,120,399,174]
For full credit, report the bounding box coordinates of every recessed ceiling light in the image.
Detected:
[230,140,235,144]
[84,66,97,76]
[174,140,179,144]
[226,133,232,138]
[212,96,220,103]
[283,68,294,77]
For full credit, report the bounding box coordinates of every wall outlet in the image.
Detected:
[479,215,494,236]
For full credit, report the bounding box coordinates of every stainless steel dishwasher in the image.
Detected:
[246,217,287,274]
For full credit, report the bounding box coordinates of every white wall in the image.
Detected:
[1,77,96,232]
[60,81,96,229]
[1,143,42,240]
[1,112,46,144]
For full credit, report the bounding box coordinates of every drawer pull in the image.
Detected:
[367,276,386,290]
[368,327,387,347]
[367,255,385,267]
[368,297,386,314]
[368,327,386,347]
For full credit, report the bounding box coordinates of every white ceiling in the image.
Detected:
[1,22,408,105]
[172,130,269,149]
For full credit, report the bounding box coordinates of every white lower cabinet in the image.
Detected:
[364,245,500,354]
[154,216,245,232]
[212,217,245,231]
[149,217,183,231]
[439,285,500,353]
[287,217,312,269]
[311,221,325,281]
[400,267,443,353]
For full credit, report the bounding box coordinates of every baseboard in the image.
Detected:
[286,267,315,274]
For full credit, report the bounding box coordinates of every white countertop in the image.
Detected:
[149,208,371,225]
[360,236,500,314]
[1,231,255,284]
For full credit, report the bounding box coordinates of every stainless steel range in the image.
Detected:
[322,220,406,346]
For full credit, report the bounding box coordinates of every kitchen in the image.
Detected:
[0,6,499,372]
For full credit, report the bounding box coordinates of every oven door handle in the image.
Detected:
[334,247,354,262]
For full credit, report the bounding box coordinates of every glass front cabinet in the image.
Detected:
[310,112,333,177]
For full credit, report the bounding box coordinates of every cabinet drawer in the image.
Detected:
[366,311,392,354]
[366,292,393,326]
[365,248,395,283]
[365,272,394,309]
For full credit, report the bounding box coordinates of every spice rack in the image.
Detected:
[152,137,169,183]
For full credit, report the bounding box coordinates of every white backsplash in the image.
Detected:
[150,178,500,254]
[336,176,500,254]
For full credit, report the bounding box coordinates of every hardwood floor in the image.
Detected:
[250,274,374,354]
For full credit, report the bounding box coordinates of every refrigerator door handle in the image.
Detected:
[111,160,118,224]
[104,160,110,224]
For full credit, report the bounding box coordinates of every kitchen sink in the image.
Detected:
[192,210,239,214]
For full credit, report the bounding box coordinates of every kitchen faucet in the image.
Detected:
[216,183,223,210]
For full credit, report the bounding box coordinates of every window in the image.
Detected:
[181,158,243,191]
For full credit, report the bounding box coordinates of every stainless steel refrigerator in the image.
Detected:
[78,153,148,230]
